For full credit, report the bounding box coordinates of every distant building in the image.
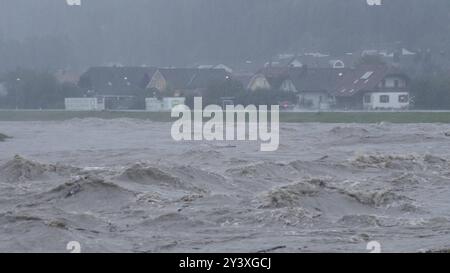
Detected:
[333,65,410,110]
[247,64,411,110]
[79,66,157,96]
[77,66,157,110]
[281,67,350,109]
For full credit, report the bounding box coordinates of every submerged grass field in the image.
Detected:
[1,110,450,123]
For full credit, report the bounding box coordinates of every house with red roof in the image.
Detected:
[333,65,410,110]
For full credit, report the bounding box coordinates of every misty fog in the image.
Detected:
[1,0,449,72]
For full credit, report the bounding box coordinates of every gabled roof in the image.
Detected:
[156,68,198,90]
[79,66,157,95]
[254,67,290,90]
[288,67,350,93]
[333,65,408,97]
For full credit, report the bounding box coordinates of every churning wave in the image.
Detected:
[1,120,450,252]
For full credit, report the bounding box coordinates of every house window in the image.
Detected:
[364,95,371,103]
[379,95,390,103]
[399,94,409,103]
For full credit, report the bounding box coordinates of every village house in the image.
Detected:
[79,66,157,94]
[333,65,411,110]
[280,67,350,110]
[78,66,157,109]
[244,64,411,110]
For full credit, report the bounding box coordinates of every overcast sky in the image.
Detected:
[0,0,449,71]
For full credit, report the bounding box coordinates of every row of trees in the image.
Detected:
[411,75,450,110]
[0,70,83,109]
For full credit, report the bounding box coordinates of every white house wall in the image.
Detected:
[364,92,410,109]
[147,70,167,91]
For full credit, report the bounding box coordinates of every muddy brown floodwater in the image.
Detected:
[1,119,450,252]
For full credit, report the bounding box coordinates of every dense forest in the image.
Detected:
[0,0,450,72]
